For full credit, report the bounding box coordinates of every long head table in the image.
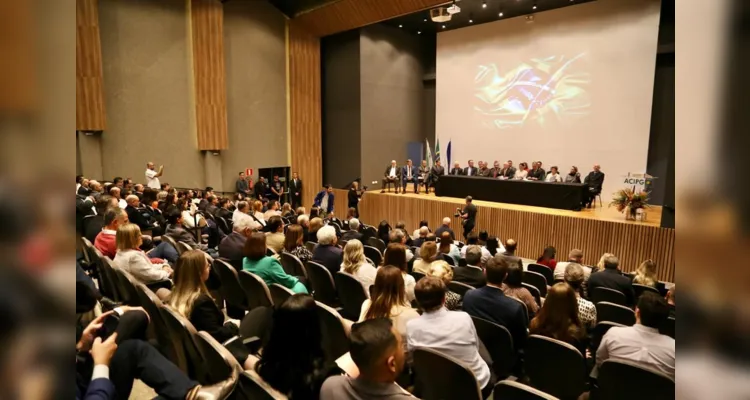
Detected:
[435,175,587,211]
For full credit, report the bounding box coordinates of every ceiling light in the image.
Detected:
[469,19,473,23]
[498,11,504,17]
[417,31,422,34]
[424,18,427,22]
[442,25,446,29]
[532,4,537,9]
[481,2,487,8]
[399,24,403,28]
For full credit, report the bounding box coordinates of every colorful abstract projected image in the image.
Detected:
[474,54,590,129]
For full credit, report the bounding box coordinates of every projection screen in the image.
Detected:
[436,0,662,201]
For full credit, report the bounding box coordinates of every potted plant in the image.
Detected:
[609,188,650,220]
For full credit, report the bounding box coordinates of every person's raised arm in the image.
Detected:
[156,165,164,177]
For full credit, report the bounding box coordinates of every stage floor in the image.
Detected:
[372,189,663,228]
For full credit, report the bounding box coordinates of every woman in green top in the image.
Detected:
[243,231,308,294]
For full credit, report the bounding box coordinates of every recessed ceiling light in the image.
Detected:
[417,31,422,34]
[498,12,504,17]
[481,2,487,8]
[442,25,446,29]
[399,24,403,28]
[424,18,427,22]
[469,19,473,23]
[532,4,537,9]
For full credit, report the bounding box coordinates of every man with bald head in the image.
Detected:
[450,162,464,176]
[382,160,401,193]
[583,164,605,208]
[434,217,455,241]
[145,161,164,189]
[125,194,157,233]
[109,186,126,209]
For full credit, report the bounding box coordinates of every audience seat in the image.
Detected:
[304,241,317,253]
[591,287,627,307]
[458,258,468,267]
[593,359,674,400]
[236,371,288,400]
[493,380,559,400]
[335,272,369,321]
[269,284,294,309]
[305,261,339,307]
[522,270,548,297]
[447,281,474,297]
[238,271,274,310]
[194,332,242,396]
[596,302,636,326]
[527,264,553,285]
[279,252,308,279]
[315,301,350,361]
[508,295,530,325]
[660,316,675,339]
[411,271,426,282]
[216,217,232,235]
[161,235,181,255]
[363,245,383,267]
[413,348,483,400]
[590,321,625,356]
[525,335,587,399]
[239,306,274,349]
[112,266,142,307]
[160,306,208,380]
[366,237,386,253]
[441,253,456,266]
[471,316,516,379]
[522,282,543,308]
[212,259,250,318]
[633,283,660,299]
[133,283,179,365]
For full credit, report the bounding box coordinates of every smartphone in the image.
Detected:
[98,314,120,340]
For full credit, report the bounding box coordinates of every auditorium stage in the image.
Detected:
[331,189,675,282]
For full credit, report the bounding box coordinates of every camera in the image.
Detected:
[454,207,462,218]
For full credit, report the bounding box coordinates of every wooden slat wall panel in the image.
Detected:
[337,190,675,282]
[293,0,449,37]
[289,24,322,207]
[76,0,106,130]
[191,0,228,150]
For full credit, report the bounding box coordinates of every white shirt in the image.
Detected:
[341,262,377,293]
[389,167,397,178]
[320,194,329,212]
[253,211,267,226]
[466,167,473,175]
[514,170,528,180]
[460,245,492,265]
[553,262,592,282]
[406,308,491,389]
[263,209,281,221]
[182,210,204,229]
[145,169,160,189]
[545,173,562,183]
[113,249,170,284]
[118,198,127,209]
[594,324,675,380]
[406,167,412,179]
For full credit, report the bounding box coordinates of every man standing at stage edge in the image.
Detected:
[460,196,478,239]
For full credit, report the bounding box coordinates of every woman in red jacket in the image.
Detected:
[536,246,558,270]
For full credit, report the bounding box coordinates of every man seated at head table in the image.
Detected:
[450,162,464,176]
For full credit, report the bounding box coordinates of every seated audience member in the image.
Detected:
[388,229,414,262]
[168,250,252,369]
[164,206,209,252]
[462,255,528,349]
[216,198,233,220]
[453,245,487,288]
[177,198,206,229]
[296,207,306,216]
[434,217,455,241]
[429,261,462,311]
[252,200,266,226]
[95,207,129,258]
[75,310,200,400]
[377,220,392,244]
[565,166,582,183]
[412,241,439,275]
[85,195,117,242]
[110,186,127,209]
[310,206,321,219]
[666,284,675,318]
[113,224,172,298]
[218,215,257,265]
[545,166,563,182]
[243,232,308,294]
[587,255,635,306]
[514,162,529,180]
[255,294,340,398]
[412,226,429,249]
[280,202,294,218]
[438,231,461,265]
[320,318,413,400]
[484,236,503,256]
[553,249,588,282]
[407,277,493,398]
[394,222,414,247]
[460,233,491,264]
[204,195,219,216]
[411,220,430,240]
[341,218,363,242]
[530,283,588,355]
[502,262,540,317]
[477,230,489,246]
[536,246,557,270]
[341,239,377,292]
[312,226,344,276]
[297,213,310,240]
[382,244,416,302]
[308,217,324,243]
[232,201,250,224]
[564,263,597,329]
[633,259,658,287]
[502,238,517,256]
[124,195,156,232]
[284,224,313,264]
[594,253,614,274]
[264,200,282,221]
[360,266,420,348]
[594,292,675,379]
[342,207,358,230]
[265,216,285,254]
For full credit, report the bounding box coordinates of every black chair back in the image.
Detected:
[305,261,338,306]
[447,281,474,297]
[441,253,456,266]
[525,335,587,399]
[660,316,675,339]
[161,306,207,381]
[316,301,349,361]
[217,217,232,235]
[269,284,294,309]
[471,317,515,379]
[363,226,378,241]
[238,270,274,310]
[596,301,636,326]
[596,360,674,400]
[178,241,194,254]
[161,235,181,254]
[633,283,660,299]
[590,321,625,355]
[458,258,468,267]
[112,267,141,307]
[212,259,249,317]
[194,332,242,390]
[413,348,483,400]
[133,283,179,364]
[363,245,383,266]
[508,295,530,325]
[86,244,119,301]
[522,270,548,297]
[304,241,317,253]
[239,306,274,349]
[522,282,542,308]
[527,263,553,285]
[366,237,386,253]
[237,371,287,400]
[591,287,627,306]
[279,252,308,278]
[411,271,426,282]
[493,380,559,400]
[335,272,368,320]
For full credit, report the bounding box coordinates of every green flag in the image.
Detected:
[435,139,441,163]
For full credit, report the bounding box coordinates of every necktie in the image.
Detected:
[493,170,497,178]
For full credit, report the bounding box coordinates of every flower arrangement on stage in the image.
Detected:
[610,188,650,216]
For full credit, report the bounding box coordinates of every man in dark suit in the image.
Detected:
[124,195,157,233]
[463,160,477,176]
[587,255,635,306]
[449,162,464,176]
[428,160,445,193]
[527,161,546,181]
[253,177,269,201]
[341,218,363,242]
[501,160,517,179]
[453,245,487,288]
[583,164,605,208]
[489,161,503,179]
[434,217,455,241]
[218,217,255,264]
[401,159,419,194]
[289,172,303,209]
[381,160,401,193]
[477,161,491,177]
[312,226,344,276]
[412,226,429,249]
[462,255,528,350]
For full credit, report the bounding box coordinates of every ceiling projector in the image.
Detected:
[430,7,452,23]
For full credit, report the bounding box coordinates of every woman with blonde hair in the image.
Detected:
[429,260,462,310]
[633,259,658,287]
[340,239,376,292]
[169,250,252,369]
[252,200,266,226]
[595,252,615,273]
[280,202,294,218]
[359,265,419,342]
[412,241,439,275]
[113,223,172,299]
